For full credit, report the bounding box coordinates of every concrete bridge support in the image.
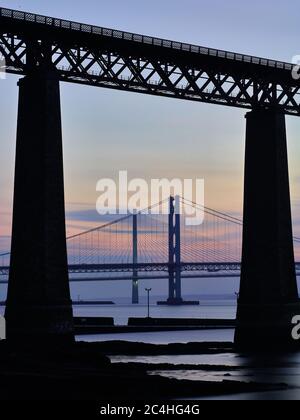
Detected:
[5,70,74,344]
[235,108,300,349]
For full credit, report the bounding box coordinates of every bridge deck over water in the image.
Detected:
[1,7,299,114]
[0,7,294,71]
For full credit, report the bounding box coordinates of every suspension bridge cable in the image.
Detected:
[180,197,300,244]
[0,252,10,257]
[66,214,133,240]
[66,198,168,241]
[180,196,243,223]
[180,198,243,226]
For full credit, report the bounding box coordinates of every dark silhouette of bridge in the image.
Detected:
[1,7,300,348]
[1,8,299,115]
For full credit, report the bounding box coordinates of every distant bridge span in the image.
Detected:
[1,262,300,277]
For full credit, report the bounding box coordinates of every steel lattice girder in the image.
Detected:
[0,10,300,115]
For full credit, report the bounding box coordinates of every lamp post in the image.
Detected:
[145,288,152,319]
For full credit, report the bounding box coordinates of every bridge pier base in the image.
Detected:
[235,108,300,350]
[5,71,74,344]
[132,278,139,304]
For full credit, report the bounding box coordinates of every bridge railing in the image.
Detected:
[0,7,294,72]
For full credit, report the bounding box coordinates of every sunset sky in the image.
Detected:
[0,0,300,298]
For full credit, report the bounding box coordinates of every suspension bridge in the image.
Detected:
[1,196,300,304]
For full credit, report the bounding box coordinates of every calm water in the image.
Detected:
[1,297,300,399]
[0,295,236,343]
[70,299,300,399]
[72,298,300,400]
[109,331,300,400]
[78,329,234,343]
[74,297,236,323]
[73,296,235,343]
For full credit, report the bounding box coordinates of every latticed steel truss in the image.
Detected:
[0,7,300,115]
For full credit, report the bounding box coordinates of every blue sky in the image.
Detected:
[0,0,300,298]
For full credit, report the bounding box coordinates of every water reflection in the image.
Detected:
[112,350,300,399]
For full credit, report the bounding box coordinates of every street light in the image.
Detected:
[145,288,152,319]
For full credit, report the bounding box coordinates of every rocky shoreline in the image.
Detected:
[0,340,288,400]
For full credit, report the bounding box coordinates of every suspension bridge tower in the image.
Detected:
[132,212,139,304]
[158,196,199,306]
